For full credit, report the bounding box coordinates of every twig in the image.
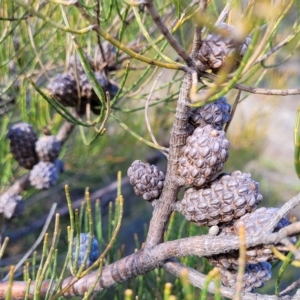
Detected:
[144,0,194,67]
[215,0,232,25]
[190,0,207,58]
[224,90,241,133]
[75,2,187,71]
[254,25,300,65]
[265,192,300,233]
[144,72,192,248]
[202,72,300,96]
[55,121,75,144]
[2,203,57,282]
[280,278,300,296]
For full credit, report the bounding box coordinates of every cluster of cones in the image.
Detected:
[127,23,293,292]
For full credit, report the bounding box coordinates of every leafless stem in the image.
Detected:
[254,26,300,65]
[202,72,300,96]
[144,72,192,249]
[190,0,207,58]
[56,121,76,144]
[265,192,300,233]
[216,0,232,25]
[280,278,300,296]
[224,90,241,133]
[144,0,194,67]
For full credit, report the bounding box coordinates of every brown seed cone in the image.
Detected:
[48,71,118,115]
[174,171,262,226]
[220,262,272,292]
[127,160,165,201]
[178,125,230,187]
[207,207,294,269]
[35,135,62,162]
[189,97,231,130]
[6,123,39,169]
[197,22,251,73]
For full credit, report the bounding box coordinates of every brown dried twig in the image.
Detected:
[143,0,194,67]
[202,72,300,96]
[190,0,208,58]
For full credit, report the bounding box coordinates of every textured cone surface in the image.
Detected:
[127,160,165,201]
[198,23,251,73]
[207,207,293,269]
[29,161,59,190]
[35,135,62,162]
[7,123,38,169]
[72,233,99,269]
[220,262,272,292]
[48,74,78,107]
[189,97,231,130]
[0,193,24,219]
[174,171,262,226]
[178,125,230,187]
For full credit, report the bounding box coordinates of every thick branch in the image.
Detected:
[1,221,300,299]
[144,73,192,248]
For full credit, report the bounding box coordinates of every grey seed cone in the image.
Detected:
[198,22,251,73]
[178,125,230,187]
[6,123,38,169]
[29,161,59,190]
[174,171,262,226]
[48,73,78,107]
[220,262,272,292]
[127,160,165,201]
[207,207,294,269]
[35,135,62,162]
[72,233,99,269]
[189,97,231,130]
[0,193,24,219]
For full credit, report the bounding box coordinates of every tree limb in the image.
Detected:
[1,218,300,299]
[144,72,192,248]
